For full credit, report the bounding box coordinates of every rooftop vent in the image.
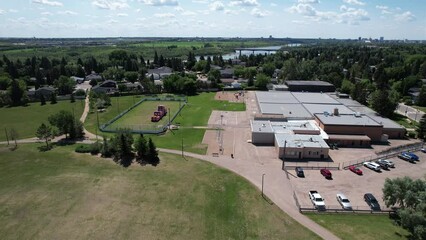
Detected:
[355,112,361,117]
[334,108,339,116]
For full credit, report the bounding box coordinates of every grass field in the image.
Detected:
[0,100,85,141]
[390,113,418,129]
[107,100,183,131]
[0,144,319,240]
[307,213,409,240]
[85,93,245,154]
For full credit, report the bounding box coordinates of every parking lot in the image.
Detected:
[292,151,426,210]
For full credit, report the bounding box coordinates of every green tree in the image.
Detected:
[254,73,270,90]
[416,114,426,140]
[416,86,426,107]
[383,177,426,240]
[7,79,26,106]
[340,79,354,94]
[40,94,46,105]
[135,134,148,161]
[147,137,159,165]
[50,93,57,104]
[70,93,75,103]
[54,76,76,95]
[124,71,139,83]
[111,129,134,166]
[100,137,112,158]
[370,89,398,117]
[48,110,83,139]
[36,123,53,149]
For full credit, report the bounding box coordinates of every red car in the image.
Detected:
[320,168,332,179]
[349,165,363,175]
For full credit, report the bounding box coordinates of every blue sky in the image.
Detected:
[0,0,424,39]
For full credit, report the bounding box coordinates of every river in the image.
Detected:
[196,44,301,60]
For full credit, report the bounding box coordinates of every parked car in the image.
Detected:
[421,148,426,153]
[406,152,419,161]
[336,193,352,210]
[320,168,332,179]
[377,159,394,168]
[398,153,415,163]
[363,162,381,172]
[309,190,326,211]
[364,193,381,211]
[349,165,363,175]
[295,167,305,178]
[375,160,389,170]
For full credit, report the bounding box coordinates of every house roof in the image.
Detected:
[275,134,329,149]
[147,67,172,75]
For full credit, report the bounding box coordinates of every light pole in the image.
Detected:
[261,173,265,197]
[96,110,100,141]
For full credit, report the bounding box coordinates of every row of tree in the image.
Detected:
[383,176,426,240]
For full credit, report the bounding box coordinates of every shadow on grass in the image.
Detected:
[37,145,53,152]
[261,194,274,205]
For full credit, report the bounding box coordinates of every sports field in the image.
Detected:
[0,144,319,240]
[106,100,183,131]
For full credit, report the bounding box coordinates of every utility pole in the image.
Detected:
[168,107,171,129]
[261,173,265,197]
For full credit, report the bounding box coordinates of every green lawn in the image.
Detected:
[307,213,409,240]
[0,144,319,240]
[390,113,418,129]
[86,93,245,154]
[0,100,85,141]
[412,105,426,113]
[107,100,182,131]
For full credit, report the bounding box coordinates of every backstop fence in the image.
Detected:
[99,96,187,135]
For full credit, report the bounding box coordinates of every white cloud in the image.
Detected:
[154,13,175,18]
[209,1,224,11]
[192,0,208,3]
[229,0,259,7]
[92,0,129,10]
[117,13,128,17]
[58,10,78,15]
[0,9,4,15]
[298,0,319,3]
[343,0,365,6]
[140,0,179,6]
[181,11,196,16]
[376,5,391,14]
[270,3,277,7]
[395,11,416,22]
[250,8,269,18]
[288,2,369,25]
[288,4,316,16]
[41,11,53,15]
[107,19,118,24]
[32,0,63,7]
[9,9,19,13]
[136,8,141,12]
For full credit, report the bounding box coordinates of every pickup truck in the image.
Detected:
[309,190,326,211]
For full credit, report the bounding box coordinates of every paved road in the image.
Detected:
[396,103,425,122]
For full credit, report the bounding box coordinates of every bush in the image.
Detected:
[407,131,416,138]
[75,144,92,153]
[74,89,86,96]
[75,143,101,155]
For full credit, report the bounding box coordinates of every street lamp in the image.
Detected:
[261,173,266,197]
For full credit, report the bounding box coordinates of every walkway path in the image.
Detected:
[396,103,425,122]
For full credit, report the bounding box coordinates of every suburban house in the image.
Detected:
[71,76,85,84]
[146,67,173,80]
[27,86,57,99]
[124,82,143,92]
[91,80,118,94]
[220,68,234,79]
[85,72,103,82]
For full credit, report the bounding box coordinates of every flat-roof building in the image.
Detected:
[285,80,336,92]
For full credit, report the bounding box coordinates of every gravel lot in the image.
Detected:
[292,151,426,210]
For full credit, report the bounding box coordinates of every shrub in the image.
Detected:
[75,144,92,153]
[90,142,101,155]
[407,131,416,138]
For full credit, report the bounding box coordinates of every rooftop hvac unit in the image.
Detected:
[354,112,361,117]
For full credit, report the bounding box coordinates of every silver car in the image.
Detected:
[378,159,395,168]
[336,193,352,210]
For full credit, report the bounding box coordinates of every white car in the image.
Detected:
[336,193,352,210]
[363,161,381,171]
[378,159,395,168]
